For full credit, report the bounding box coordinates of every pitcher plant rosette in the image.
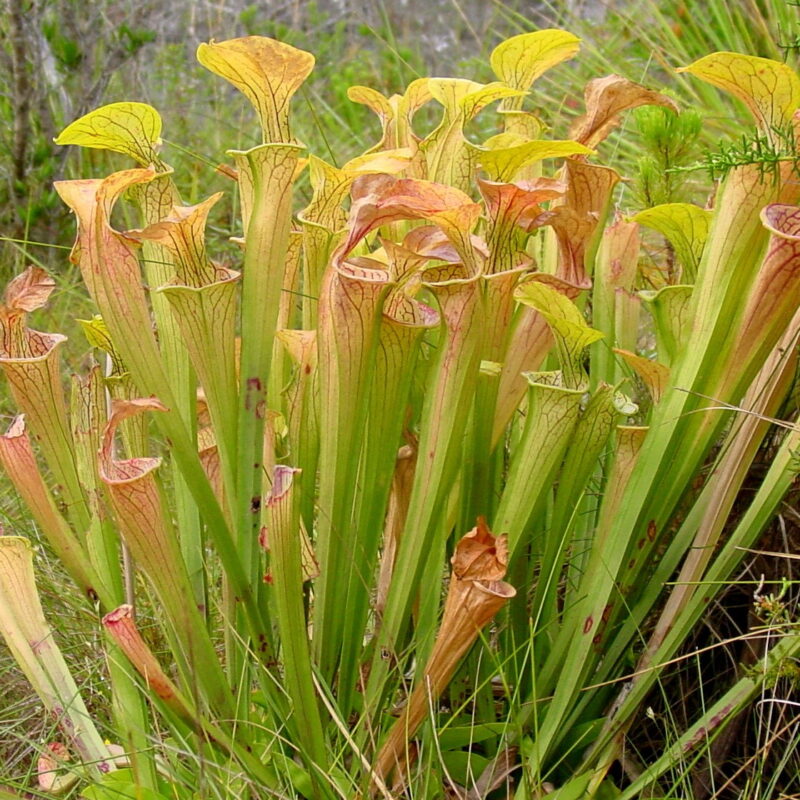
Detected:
[1,32,799,800]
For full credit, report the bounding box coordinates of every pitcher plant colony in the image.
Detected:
[0,29,799,800]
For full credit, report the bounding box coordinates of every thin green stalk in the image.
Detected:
[364,263,484,725]
[265,466,329,787]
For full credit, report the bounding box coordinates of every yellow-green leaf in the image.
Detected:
[639,284,693,366]
[421,79,523,189]
[515,280,603,389]
[55,102,162,165]
[343,149,413,174]
[347,79,433,157]
[678,52,800,139]
[479,133,593,182]
[633,203,712,283]
[197,36,314,143]
[490,30,581,105]
[347,85,393,119]
[78,315,126,374]
[428,79,523,121]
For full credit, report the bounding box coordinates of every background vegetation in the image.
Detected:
[5,0,798,278]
